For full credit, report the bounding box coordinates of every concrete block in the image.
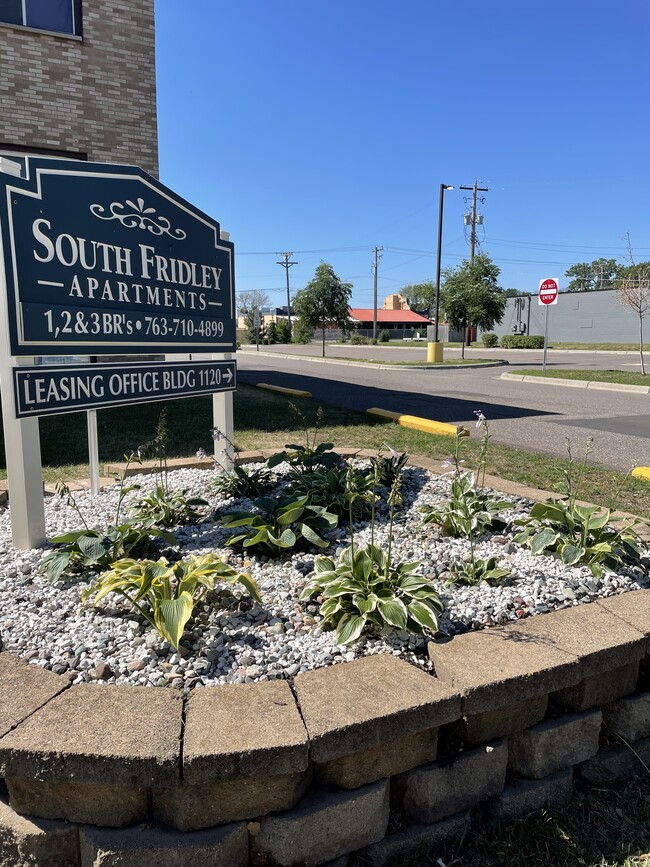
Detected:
[602,690,650,742]
[579,737,650,786]
[7,776,148,827]
[395,740,507,824]
[0,795,79,866]
[251,780,389,866]
[0,684,182,786]
[316,727,438,789]
[597,590,650,654]
[293,655,460,764]
[360,811,470,867]
[485,768,573,821]
[152,768,312,831]
[428,629,579,716]
[460,694,548,746]
[0,652,68,738]
[79,821,248,867]
[507,603,646,680]
[552,662,639,712]
[508,709,602,778]
[183,680,308,783]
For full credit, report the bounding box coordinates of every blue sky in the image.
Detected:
[156,0,650,308]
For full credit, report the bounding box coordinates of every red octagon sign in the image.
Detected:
[539,277,559,305]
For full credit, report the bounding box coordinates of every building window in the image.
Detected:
[0,0,82,36]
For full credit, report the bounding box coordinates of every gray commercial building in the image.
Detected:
[482,289,642,344]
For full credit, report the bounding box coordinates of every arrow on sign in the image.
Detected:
[223,368,233,384]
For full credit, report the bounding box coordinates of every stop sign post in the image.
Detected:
[539,277,559,370]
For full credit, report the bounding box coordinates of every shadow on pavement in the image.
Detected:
[238,368,558,424]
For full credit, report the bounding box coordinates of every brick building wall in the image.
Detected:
[0,0,158,176]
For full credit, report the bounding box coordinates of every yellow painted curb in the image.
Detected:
[367,407,468,437]
[632,467,650,481]
[256,383,311,398]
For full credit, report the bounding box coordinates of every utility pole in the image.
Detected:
[276,252,297,337]
[372,246,383,339]
[460,181,488,263]
[459,181,488,346]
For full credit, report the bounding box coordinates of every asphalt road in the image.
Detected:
[236,346,650,472]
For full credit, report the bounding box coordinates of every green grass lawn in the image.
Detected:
[5,384,649,516]
[547,342,650,352]
[331,356,497,367]
[354,778,650,867]
[517,369,650,386]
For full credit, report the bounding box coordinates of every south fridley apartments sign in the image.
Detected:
[0,157,235,355]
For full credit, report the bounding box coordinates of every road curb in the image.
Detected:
[500,372,650,394]
[239,349,507,371]
[256,383,311,398]
[366,407,466,437]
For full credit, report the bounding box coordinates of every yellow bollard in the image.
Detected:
[427,341,444,363]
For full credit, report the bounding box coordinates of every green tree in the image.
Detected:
[440,254,506,358]
[275,318,292,344]
[292,317,313,344]
[265,321,278,345]
[401,280,436,314]
[293,262,353,356]
[565,258,623,292]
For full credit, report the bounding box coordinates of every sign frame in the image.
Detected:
[13,359,236,419]
[0,156,236,356]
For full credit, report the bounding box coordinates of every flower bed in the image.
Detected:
[0,451,647,691]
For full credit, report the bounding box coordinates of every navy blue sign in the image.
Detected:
[13,360,236,418]
[0,157,235,355]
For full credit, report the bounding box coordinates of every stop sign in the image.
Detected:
[538,277,559,305]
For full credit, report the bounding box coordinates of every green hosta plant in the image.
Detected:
[421,471,512,537]
[211,464,274,499]
[513,500,646,578]
[447,554,512,587]
[422,414,511,537]
[300,455,444,645]
[286,463,374,518]
[129,485,208,528]
[220,494,338,556]
[299,543,443,644]
[266,441,341,471]
[38,523,176,585]
[371,447,409,491]
[81,553,260,650]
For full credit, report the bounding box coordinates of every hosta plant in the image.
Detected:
[299,543,443,644]
[38,523,175,584]
[129,485,208,528]
[447,553,512,587]
[513,500,646,578]
[211,464,274,499]
[220,494,338,556]
[266,441,341,471]
[420,471,512,538]
[81,553,260,651]
[286,463,374,518]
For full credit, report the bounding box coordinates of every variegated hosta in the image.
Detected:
[81,554,260,651]
[299,543,443,645]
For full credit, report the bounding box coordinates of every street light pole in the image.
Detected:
[430,183,454,362]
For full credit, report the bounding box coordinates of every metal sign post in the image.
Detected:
[538,277,559,372]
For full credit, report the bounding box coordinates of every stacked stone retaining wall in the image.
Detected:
[0,591,648,866]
